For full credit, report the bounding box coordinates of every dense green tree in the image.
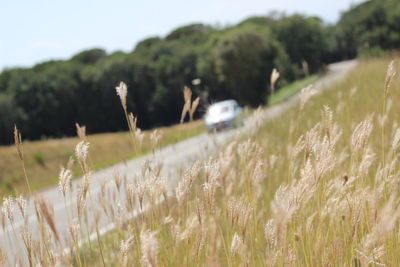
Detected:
[274,15,328,73]
[4,1,396,144]
[336,0,400,58]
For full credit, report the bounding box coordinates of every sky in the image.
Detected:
[0,0,364,71]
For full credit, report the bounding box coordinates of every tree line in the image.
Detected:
[0,0,399,144]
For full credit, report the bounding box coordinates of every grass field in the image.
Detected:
[268,74,318,105]
[0,120,205,196]
[80,58,400,266]
[2,58,400,266]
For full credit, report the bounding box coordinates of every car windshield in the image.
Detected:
[208,104,232,116]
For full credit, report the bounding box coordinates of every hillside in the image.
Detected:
[79,58,400,266]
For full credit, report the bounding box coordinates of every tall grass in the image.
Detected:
[1,58,400,266]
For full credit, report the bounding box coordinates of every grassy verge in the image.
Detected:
[5,58,400,266]
[268,74,318,105]
[81,58,400,266]
[0,120,205,196]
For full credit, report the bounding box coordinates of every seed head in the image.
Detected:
[230,233,243,256]
[58,167,72,197]
[2,197,15,223]
[351,116,373,153]
[116,81,128,110]
[140,229,159,267]
[75,141,89,163]
[75,123,86,139]
[120,235,134,263]
[14,125,23,160]
[384,60,396,96]
[270,68,280,93]
[16,195,27,218]
[299,85,316,110]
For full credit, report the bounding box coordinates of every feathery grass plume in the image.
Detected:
[150,129,162,151]
[75,123,86,139]
[21,227,33,267]
[391,127,400,152]
[135,128,144,147]
[128,112,137,130]
[175,161,201,204]
[362,196,399,251]
[349,86,358,99]
[69,218,80,244]
[357,147,375,178]
[14,125,32,194]
[351,115,374,153]
[230,233,244,256]
[180,86,192,123]
[270,68,280,94]
[2,197,14,223]
[76,185,87,219]
[321,105,333,142]
[384,60,396,97]
[16,195,27,219]
[35,196,60,243]
[14,125,23,160]
[136,180,146,210]
[355,246,386,267]
[178,215,199,241]
[189,96,200,121]
[58,167,72,197]
[113,168,122,192]
[202,159,221,212]
[120,235,134,266]
[75,140,89,163]
[116,81,128,111]
[299,85,316,110]
[264,219,277,250]
[227,197,242,227]
[250,107,264,134]
[195,198,205,225]
[140,229,159,267]
[125,182,136,211]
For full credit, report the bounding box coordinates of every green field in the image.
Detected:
[0,120,205,196]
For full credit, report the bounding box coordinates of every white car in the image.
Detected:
[204,99,243,132]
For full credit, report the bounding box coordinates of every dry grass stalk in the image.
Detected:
[140,229,159,267]
[270,68,280,93]
[120,235,134,266]
[384,60,396,96]
[14,125,23,160]
[299,85,316,110]
[116,81,128,111]
[35,196,60,243]
[75,140,90,173]
[16,195,27,219]
[230,233,244,256]
[75,123,86,139]
[21,227,33,267]
[175,161,201,204]
[351,115,373,153]
[58,167,72,197]
[2,197,14,223]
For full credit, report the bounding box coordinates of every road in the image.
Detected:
[0,60,357,266]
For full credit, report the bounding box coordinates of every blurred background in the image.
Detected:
[0,0,398,144]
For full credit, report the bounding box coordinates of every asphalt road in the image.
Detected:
[0,60,357,266]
